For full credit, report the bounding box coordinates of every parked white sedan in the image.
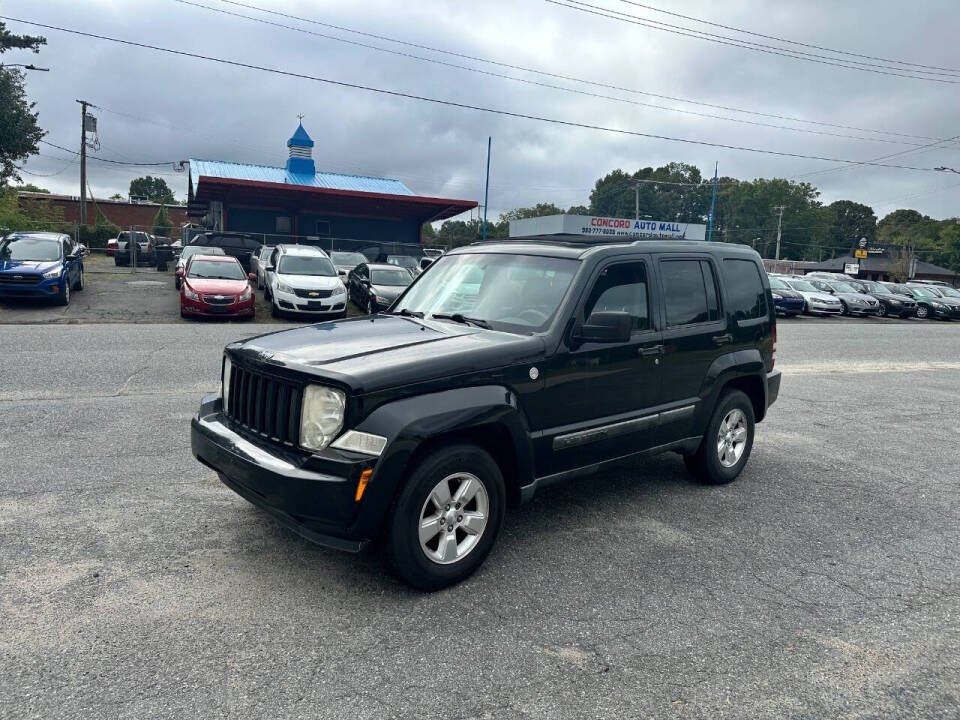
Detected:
[783,278,844,315]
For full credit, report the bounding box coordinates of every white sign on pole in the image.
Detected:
[844,263,860,275]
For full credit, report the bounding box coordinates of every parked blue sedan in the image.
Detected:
[768,276,805,316]
[0,232,85,306]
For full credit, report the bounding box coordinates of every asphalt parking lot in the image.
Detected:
[2,321,959,719]
[0,253,361,324]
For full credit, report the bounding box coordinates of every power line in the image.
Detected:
[615,0,960,75]
[548,1,960,84]
[203,0,941,142]
[2,16,947,175]
[39,139,179,166]
[172,0,931,148]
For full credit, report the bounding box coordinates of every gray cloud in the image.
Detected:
[11,0,960,220]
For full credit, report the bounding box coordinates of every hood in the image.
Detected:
[882,293,913,303]
[185,277,249,294]
[835,292,875,303]
[796,290,839,302]
[932,296,960,307]
[0,259,60,274]
[230,314,544,394]
[771,287,802,299]
[276,273,340,290]
[370,283,406,300]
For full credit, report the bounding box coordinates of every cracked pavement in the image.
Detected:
[1,322,958,718]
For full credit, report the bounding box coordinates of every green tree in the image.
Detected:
[109,192,123,200]
[824,200,876,247]
[151,204,173,237]
[567,204,590,215]
[129,175,175,205]
[876,209,925,244]
[498,203,565,223]
[0,22,46,185]
[15,183,49,193]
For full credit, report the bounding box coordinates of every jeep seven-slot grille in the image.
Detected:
[226,365,302,446]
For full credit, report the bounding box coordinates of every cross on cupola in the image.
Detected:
[285,119,315,176]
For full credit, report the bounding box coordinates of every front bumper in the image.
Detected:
[773,298,804,314]
[181,295,256,318]
[807,302,843,315]
[191,394,375,551]
[847,303,879,315]
[0,274,64,298]
[274,288,347,315]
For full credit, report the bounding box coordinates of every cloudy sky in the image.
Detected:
[7,0,960,221]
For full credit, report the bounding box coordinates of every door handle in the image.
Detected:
[712,333,733,346]
[639,344,663,357]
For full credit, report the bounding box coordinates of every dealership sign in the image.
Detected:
[509,214,707,241]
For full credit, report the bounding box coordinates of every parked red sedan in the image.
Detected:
[177,255,256,319]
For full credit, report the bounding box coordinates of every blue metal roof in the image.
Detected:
[189,159,416,197]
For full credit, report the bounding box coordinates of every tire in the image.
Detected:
[877,303,887,318]
[180,308,188,319]
[367,297,376,315]
[175,277,181,290]
[73,266,84,291]
[840,301,849,316]
[55,276,70,306]
[271,298,282,318]
[385,443,505,591]
[683,390,755,485]
[916,305,929,319]
[264,285,272,301]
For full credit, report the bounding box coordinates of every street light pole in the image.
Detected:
[77,99,89,226]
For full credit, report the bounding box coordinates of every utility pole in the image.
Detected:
[634,181,640,221]
[77,99,90,225]
[773,205,785,260]
[482,136,491,243]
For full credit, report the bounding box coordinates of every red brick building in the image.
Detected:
[17,192,190,237]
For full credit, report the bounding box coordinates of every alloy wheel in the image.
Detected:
[917,305,929,319]
[716,409,747,468]
[418,472,489,565]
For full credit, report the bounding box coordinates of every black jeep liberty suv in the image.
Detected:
[192,237,780,590]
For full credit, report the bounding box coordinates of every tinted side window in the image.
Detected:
[660,259,716,327]
[722,259,767,321]
[584,262,649,331]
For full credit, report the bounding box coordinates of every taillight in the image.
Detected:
[771,323,777,369]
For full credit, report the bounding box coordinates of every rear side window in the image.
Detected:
[722,259,767,321]
[660,259,720,326]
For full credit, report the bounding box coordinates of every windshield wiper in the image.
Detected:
[430,313,490,328]
[394,308,424,318]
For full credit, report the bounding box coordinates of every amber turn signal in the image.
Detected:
[355,468,373,502]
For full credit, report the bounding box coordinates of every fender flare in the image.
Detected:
[349,385,533,537]
[695,349,767,427]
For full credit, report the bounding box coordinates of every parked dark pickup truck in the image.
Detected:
[192,237,780,590]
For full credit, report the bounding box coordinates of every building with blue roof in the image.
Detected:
[187,122,475,248]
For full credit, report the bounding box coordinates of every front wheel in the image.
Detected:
[683,390,755,485]
[54,276,70,306]
[916,305,929,319]
[385,443,505,591]
[73,266,84,291]
[271,298,282,318]
[367,297,376,315]
[877,303,887,317]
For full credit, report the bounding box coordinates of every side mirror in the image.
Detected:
[66,252,79,261]
[248,272,257,281]
[574,311,631,344]
[265,265,274,272]
[338,269,346,276]
[175,268,184,277]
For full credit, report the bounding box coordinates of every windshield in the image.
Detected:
[387,255,418,268]
[936,286,960,298]
[278,255,336,276]
[393,253,579,334]
[786,279,817,292]
[910,286,938,298]
[182,246,223,260]
[768,277,789,290]
[371,268,413,286]
[188,259,245,280]
[331,251,366,266]
[0,236,61,262]
[869,284,892,295]
[831,282,858,293]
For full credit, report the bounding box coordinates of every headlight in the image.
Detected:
[183,284,199,300]
[300,385,346,451]
[276,281,293,293]
[932,302,947,310]
[220,355,232,403]
[239,287,252,301]
[43,266,62,279]
[888,298,901,305]
[771,292,783,299]
[335,281,346,295]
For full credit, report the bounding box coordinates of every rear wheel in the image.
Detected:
[683,390,755,485]
[385,443,505,591]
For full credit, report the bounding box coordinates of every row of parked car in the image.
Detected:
[768,272,960,320]
[173,233,442,320]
